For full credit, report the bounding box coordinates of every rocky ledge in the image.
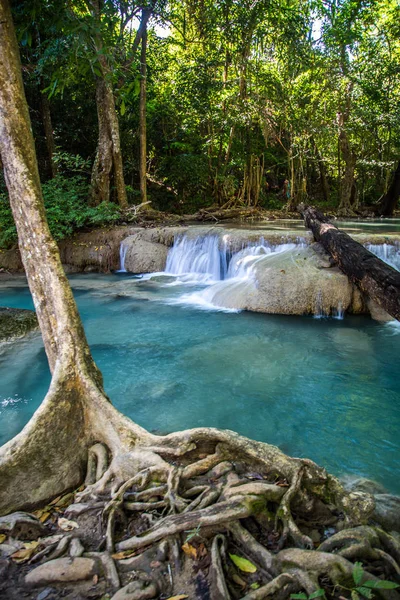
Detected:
[0,307,38,342]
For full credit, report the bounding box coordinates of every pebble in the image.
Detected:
[25,557,98,587]
[36,588,55,600]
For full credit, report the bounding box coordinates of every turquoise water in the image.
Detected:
[226,218,400,235]
[1,273,400,493]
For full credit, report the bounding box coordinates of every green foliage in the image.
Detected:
[338,561,399,600]
[290,590,326,600]
[0,176,122,249]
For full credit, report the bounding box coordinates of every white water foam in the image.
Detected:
[366,243,400,271]
[165,235,299,311]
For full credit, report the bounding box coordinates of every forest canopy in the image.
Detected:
[1,0,400,247]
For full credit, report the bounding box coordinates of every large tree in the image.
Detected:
[1,2,400,598]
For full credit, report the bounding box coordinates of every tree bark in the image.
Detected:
[89,78,113,205]
[139,18,147,206]
[299,205,400,321]
[379,160,400,217]
[88,0,128,209]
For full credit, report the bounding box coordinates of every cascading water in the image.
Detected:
[117,240,129,273]
[165,235,227,282]
[366,243,400,271]
[164,234,300,311]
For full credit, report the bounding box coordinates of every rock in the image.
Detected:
[110,580,159,600]
[0,558,9,579]
[0,542,24,557]
[202,244,365,317]
[25,557,98,587]
[342,477,387,495]
[36,588,55,600]
[69,537,85,557]
[0,512,46,540]
[62,264,80,274]
[122,236,168,274]
[0,308,39,342]
[373,494,400,532]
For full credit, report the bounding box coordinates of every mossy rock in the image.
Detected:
[0,307,38,342]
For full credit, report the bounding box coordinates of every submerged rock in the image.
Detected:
[373,494,400,532]
[0,308,38,342]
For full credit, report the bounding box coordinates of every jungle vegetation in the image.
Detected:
[1,0,400,248]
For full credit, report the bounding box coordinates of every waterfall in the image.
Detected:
[366,243,400,271]
[117,240,129,272]
[165,235,226,281]
[164,234,299,310]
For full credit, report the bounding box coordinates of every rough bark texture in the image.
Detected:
[299,205,400,320]
[88,0,128,209]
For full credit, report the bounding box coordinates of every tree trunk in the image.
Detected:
[313,139,329,203]
[40,88,58,178]
[379,160,400,216]
[88,0,128,209]
[139,19,147,206]
[299,205,400,320]
[337,84,357,215]
[89,78,113,205]
[338,128,357,214]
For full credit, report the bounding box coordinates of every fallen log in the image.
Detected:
[299,204,400,321]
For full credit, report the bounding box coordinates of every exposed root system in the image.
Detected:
[1,433,399,600]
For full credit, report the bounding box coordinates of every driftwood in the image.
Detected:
[299,204,400,321]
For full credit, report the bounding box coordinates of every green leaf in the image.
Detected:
[353,562,364,586]
[290,594,307,600]
[229,554,257,573]
[363,580,399,589]
[355,587,373,599]
[120,100,126,116]
[309,591,326,599]
[351,591,360,600]
[250,583,260,590]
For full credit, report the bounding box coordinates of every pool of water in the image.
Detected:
[222,218,400,235]
[1,273,399,494]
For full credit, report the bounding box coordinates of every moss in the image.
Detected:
[0,307,38,341]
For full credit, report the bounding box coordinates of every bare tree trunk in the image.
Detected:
[338,127,357,213]
[88,0,128,209]
[139,19,147,206]
[379,160,400,216]
[40,88,58,178]
[90,78,113,205]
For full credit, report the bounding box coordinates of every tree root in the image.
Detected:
[2,398,400,600]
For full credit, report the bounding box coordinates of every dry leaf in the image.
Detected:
[166,596,188,600]
[232,573,247,588]
[55,493,75,508]
[58,517,79,531]
[93,574,99,585]
[39,511,52,523]
[11,541,40,563]
[182,542,197,560]
[0,534,6,544]
[112,550,137,560]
